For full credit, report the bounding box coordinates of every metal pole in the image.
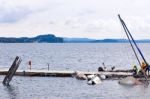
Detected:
[118,14,141,66]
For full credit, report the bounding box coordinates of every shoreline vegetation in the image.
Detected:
[0,34,150,43]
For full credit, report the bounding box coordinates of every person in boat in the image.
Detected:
[132,65,138,76]
[145,63,150,75]
[111,66,115,71]
[102,62,107,71]
[139,62,147,75]
[103,66,108,71]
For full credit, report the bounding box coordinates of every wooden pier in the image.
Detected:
[0,69,133,78]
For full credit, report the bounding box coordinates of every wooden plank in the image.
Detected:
[3,56,22,85]
[0,69,133,77]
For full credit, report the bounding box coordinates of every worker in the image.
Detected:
[138,68,143,75]
[111,66,115,71]
[132,65,138,76]
[146,63,150,75]
[140,62,147,75]
[103,66,108,71]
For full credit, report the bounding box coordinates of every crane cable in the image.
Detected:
[118,14,149,85]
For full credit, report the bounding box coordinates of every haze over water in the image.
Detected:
[0,43,150,99]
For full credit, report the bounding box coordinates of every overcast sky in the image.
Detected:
[0,0,150,39]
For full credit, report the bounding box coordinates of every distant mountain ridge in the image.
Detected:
[0,34,150,43]
[63,38,150,43]
[0,34,63,43]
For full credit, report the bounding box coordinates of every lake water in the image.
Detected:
[0,43,150,99]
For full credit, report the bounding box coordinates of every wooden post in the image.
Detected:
[23,70,26,76]
[47,63,49,71]
[3,56,22,85]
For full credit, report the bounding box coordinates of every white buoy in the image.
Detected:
[99,75,106,80]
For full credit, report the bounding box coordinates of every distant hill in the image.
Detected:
[0,34,150,43]
[0,34,63,43]
[64,38,150,43]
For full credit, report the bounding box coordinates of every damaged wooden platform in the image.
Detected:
[0,69,133,78]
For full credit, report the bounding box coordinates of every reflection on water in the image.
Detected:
[4,85,19,99]
[0,76,150,99]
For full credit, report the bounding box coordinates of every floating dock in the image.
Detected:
[0,69,134,79]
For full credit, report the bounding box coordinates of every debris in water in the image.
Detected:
[118,76,142,86]
[74,71,87,80]
[87,75,102,85]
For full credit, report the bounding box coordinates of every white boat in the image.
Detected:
[87,75,102,85]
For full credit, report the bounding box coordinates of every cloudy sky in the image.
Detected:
[0,0,150,39]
